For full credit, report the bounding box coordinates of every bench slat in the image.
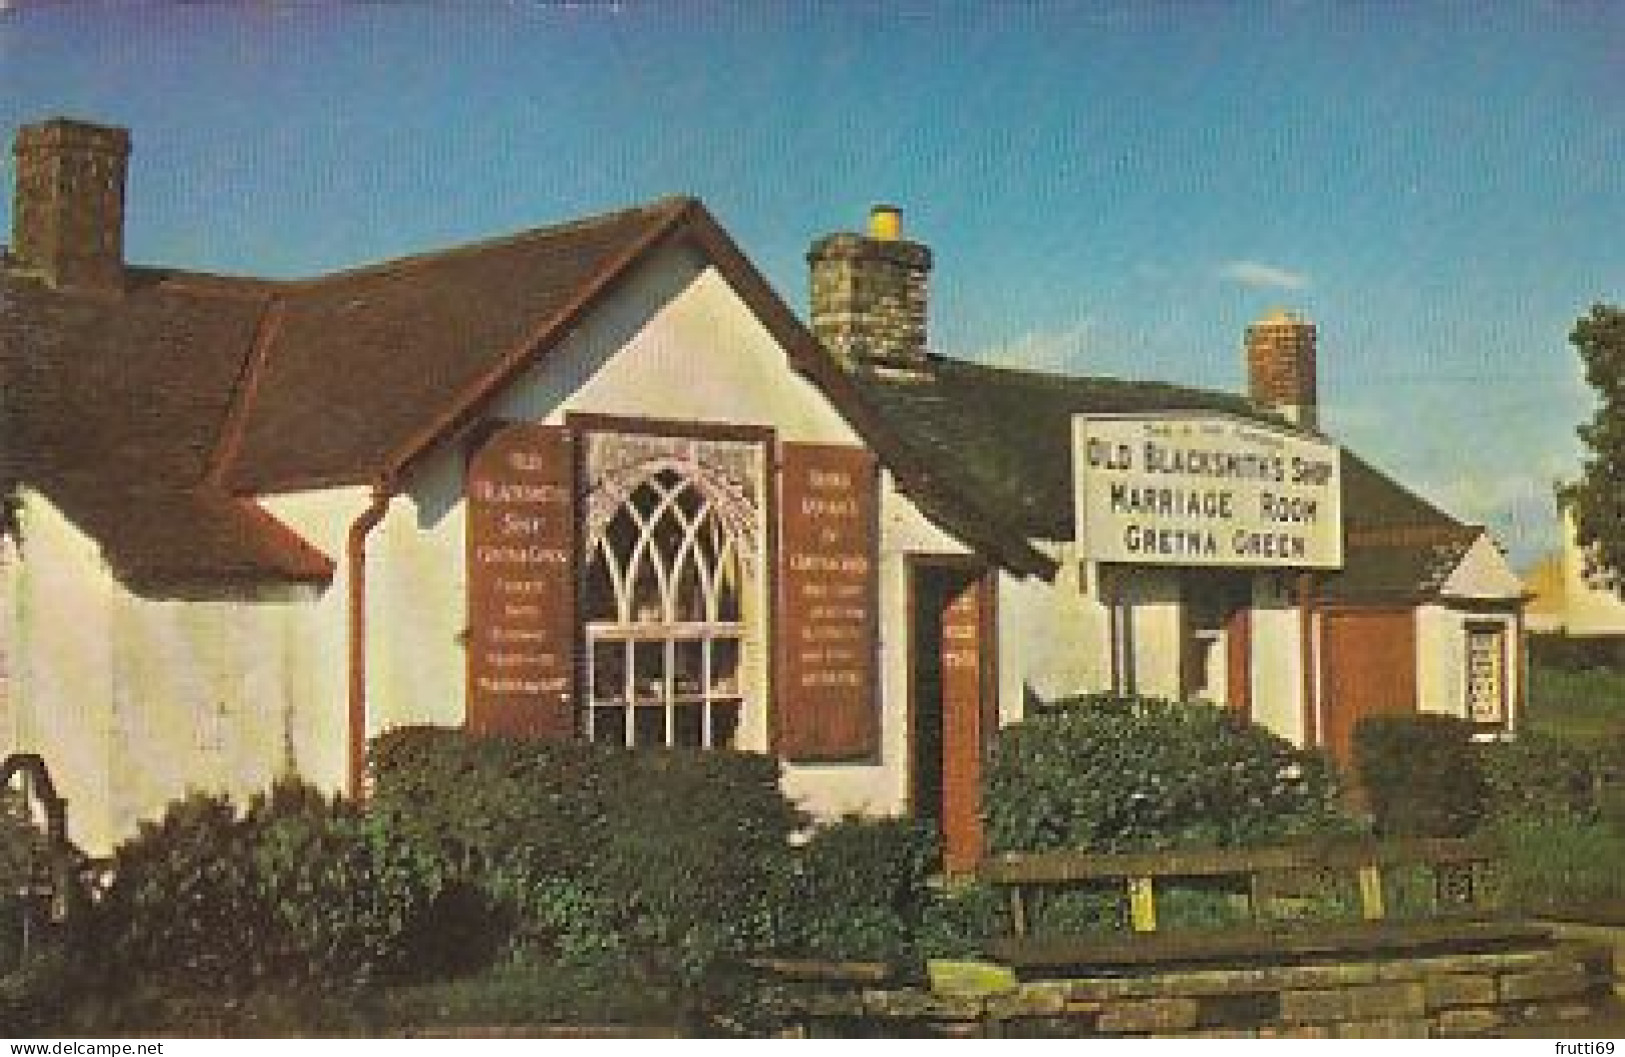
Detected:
[980,838,1490,885]
[986,919,1547,972]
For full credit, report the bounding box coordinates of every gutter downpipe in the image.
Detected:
[347,481,395,799]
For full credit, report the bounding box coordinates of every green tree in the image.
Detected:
[1564,303,1625,589]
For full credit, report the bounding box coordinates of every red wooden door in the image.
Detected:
[913,563,997,875]
[1320,608,1417,765]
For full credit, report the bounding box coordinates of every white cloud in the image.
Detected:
[975,318,1098,374]
[1415,468,1567,568]
[1216,260,1310,291]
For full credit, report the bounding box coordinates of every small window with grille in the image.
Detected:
[1465,623,1508,729]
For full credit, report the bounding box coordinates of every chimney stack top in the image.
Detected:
[10,116,131,294]
[1245,308,1319,430]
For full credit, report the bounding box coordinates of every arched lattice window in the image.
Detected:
[582,465,749,748]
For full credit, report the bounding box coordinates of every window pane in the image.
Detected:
[606,508,639,565]
[673,639,703,697]
[710,637,740,696]
[591,639,627,703]
[674,704,704,747]
[633,706,666,747]
[711,700,741,749]
[583,546,618,622]
[633,641,664,703]
[652,508,685,588]
[675,481,705,521]
[630,546,662,623]
[590,705,626,746]
[674,552,707,622]
[716,542,741,622]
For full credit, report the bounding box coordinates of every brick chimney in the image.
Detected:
[1245,308,1318,430]
[10,118,131,294]
[807,204,932,374]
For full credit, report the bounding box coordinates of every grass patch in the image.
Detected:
[1525,666,1625,749]
[52,962,683,1036]
[374,961,681,1031]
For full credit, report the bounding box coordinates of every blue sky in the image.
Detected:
[2,1,1619,564]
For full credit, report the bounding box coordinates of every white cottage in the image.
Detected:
[1,119,1526,868]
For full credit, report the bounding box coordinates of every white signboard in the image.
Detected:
[1073,413,1343,569]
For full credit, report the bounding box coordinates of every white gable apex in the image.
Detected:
[1439,531,1526,600]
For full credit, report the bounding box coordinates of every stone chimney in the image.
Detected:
[1245,308,1318,430]
[10,118,131,294]
[807,204,932,374]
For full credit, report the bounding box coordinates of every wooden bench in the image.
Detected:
[980,837,1520,971]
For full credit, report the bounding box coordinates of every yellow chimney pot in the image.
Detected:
[868,204,902,241]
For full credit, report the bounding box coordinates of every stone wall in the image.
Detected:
[793,941,1613,1038]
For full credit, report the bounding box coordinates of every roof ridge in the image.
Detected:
[1339,447,1463,528]
[274,195,695,290]
[930,352,1252,403]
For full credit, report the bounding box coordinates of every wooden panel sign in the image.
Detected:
[466,423,577,740]
[940,571,991,874]
[777,442,879,761]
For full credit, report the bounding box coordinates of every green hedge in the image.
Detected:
[985,694,1352,854]
[96,782,448,991]
[1528,632,1625,673]
[1353,713,1487,837]
[767,815,938,965]
[368,727,804,989]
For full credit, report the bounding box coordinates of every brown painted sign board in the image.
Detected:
[465,423,577,740]
[776,442,880,761]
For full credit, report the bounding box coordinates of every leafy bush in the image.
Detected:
[1478,730,1604,823]
[0,794,84,1035]
[98,781,449,991]
[368,728,803,991]
[985,694,1351,854]
[0,791,56,976]
[769,815,938,964]
[1353,713,1485,837]
[99,793,276,989]
[914,881,1006,961]
[247,783,457,981]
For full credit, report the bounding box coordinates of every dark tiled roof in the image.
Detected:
[1320,454,1482,602]
[1,197,694,594]
[1319,528,1482,602]
[221,198,690,492]
[853,355,1299,542]
[0,266,333,595]
[855,354,1476,599]
[4,190,1480,602]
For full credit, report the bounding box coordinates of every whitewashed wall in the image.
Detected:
[996,548,1109,713]
[258,485,372,796]
[0,487,369,855]
[1250,576,1308,745]
[362,242,976,822]
[1418,534,1526,731]
[1416,605,1520,733]
[4,492,119,851]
